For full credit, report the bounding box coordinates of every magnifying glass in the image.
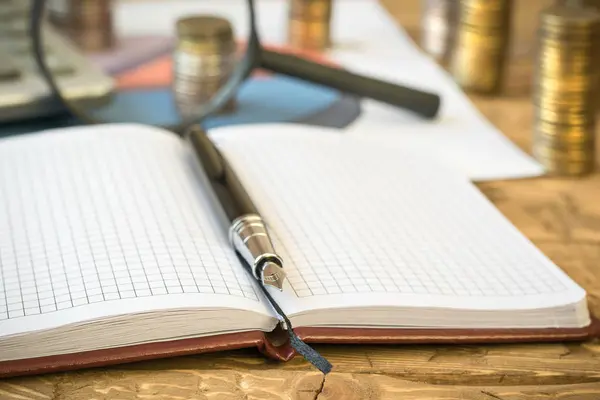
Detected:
[30,0,442,136]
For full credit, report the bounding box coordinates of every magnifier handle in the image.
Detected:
[259,50,441,119]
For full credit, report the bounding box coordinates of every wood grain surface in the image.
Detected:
[2,1,600,398]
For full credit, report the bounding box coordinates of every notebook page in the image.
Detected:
[210,124,586,317]
[0,124,272,338]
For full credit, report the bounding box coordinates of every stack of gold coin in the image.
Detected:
[66,0,115,51]
[532,4,600,176]
[287,0,333,51]
[450,0,513,94]
[420,0,460,65]
[173,15,237,122]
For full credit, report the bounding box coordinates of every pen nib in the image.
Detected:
[262,262,286,291]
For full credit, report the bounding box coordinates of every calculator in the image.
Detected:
[0,0,114,123]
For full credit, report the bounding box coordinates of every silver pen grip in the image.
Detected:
[229,214,283,280]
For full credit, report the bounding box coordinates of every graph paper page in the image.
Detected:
[210,124,586,316]
[0,124,272,338]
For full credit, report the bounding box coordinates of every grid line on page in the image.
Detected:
[117,142,168,297]
[0,245,6,319]
[132,142,185,296]
[86,140,138,300]
[0,130,259,321]
[51,139,115,305]
[71,142,120,302]
[26,149,56,312]
[39,147,70,311]
[217,136,572,300]
[1,159,28,318]
[149,154,222,295]
[15,156,43,315]
[261,162,344,298]
[34,150,62,312]
[100,142,152,298]
[152,152,202,294]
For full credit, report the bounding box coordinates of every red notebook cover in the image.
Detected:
[1,316,599,378]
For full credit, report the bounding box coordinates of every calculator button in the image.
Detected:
[0,5,27,21]
[47,55,75,76]
[11,38,52,54]
[1,21,28,37]
[0,59,20,81]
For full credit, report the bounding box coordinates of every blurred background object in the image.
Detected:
[582,0,600,9]
[287,0,333,51]
[450,0,513,94]
[12,0,363,134]
[531,2,600,176]
[50,0,116,51]
[173,15,237,122]
[0,0,114,123]
[419,0,557,95]
[70,0,115,51]
[420,0,459,65]
[4,0,598,177]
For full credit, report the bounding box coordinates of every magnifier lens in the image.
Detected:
[33,0,259,134]
[31,0,440,136]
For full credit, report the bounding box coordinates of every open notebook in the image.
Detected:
[0,123,596,377]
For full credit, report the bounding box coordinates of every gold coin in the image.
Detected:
[173,14,237,119]
[288,0,332,50]
[539,30,600,43]
[459,0,512,29]
[176,15,234,41]
[533,90,597,105]
[540,4,600,28]
[533,89,597,109]
[534,102,596,116]
[451,0,512,93]
[535,118,595,132]
[457,28,508,48]
[451,50,506,93]
[533,130,595,150]
[534,132,596,147]
[288,18,331,50]
[540,27,600,40]
[289,0,332,20]
[532,148,596,176]
[538,46,596,62]
[534,74,598,91]
[538,50,597,67]
[534,156,596,176]
[66,0,114,51]
[533,140,595,156]
[535,108,596,125]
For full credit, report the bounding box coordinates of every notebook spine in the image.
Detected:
[0,331,283,379]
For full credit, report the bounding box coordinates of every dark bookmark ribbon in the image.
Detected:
[235,254,333,374]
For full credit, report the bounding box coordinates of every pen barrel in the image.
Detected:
[229,214,283,279]
[259,49,442,119]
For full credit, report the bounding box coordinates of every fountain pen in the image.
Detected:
[186,125,287,290]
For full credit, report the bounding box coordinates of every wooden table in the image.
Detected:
[2,1,600,398]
